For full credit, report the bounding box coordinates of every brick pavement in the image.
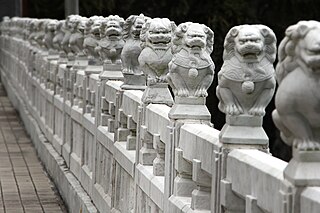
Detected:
[0,84,67,213]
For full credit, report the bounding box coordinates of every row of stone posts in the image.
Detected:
[1,15,320,213]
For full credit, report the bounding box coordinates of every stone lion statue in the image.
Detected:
[96,15,125,64]
[34,20,47,48]
[167,22,214,97]
[216,24,277,116]
[273,21,320,150]
[43,19,58,52]
[69,16,87,57]
[61,15,79,54]
[52,20,65,52]
[121,14,150,74]
[83,16,104,63]
[28,19,39,45]
[138,18,176,84]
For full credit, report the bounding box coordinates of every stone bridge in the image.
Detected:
[0,16,319,213]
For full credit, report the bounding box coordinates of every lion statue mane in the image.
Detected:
[216,24,277,116]
[138,18,176,83]
[121,14,150,74]
[96,15,125,64]
[83,16,104,62]
[273,20,320,150]
[68,16,87,57]
[167,22,214,97]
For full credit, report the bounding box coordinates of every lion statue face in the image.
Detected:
[123,14,149,40]
[90,18,103,39]
[223,25,276,63]
[184,24,207,50]
[77,18,87,34]
[298,28,320,71]
[47,20,58,33]
[130,16,145,38]
[274,21,320,151]
[101,15,124,40]
[140,18,176,50]
[277,21,320,83]
[234,26,264,60]
[172,22,214,54]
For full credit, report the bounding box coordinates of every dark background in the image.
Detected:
[6,0,320,161]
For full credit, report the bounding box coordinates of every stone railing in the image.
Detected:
[0,16,319,213]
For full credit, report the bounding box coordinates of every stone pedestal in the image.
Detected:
[169,97,211,121]
[47,53,59,60]
[58,52,68,64]
[219,115,268,149]
[73,55,88,69]
[66,53,75,68]
[284,149,320,186]
[99,63,123,80]
[141,83,173,106]
[121,73,146,90]
[85,65,103,75]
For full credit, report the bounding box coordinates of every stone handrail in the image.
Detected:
[0,16,319,213]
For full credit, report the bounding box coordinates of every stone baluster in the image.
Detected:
[138,18,176,106]
[139,125,156,165]
[90,89,96,117]
[100,95,110,126]
[216,24,276,150]
[217,24,277,212]
[166,22,215,207]
[84,74,92,114]
[191,159,212,211]
[108,101,116,133]
[153,134,165,176]
[97,15,125,80]
[66,15,82,68]
[126,115,137,150]
[167,22,214,124]
[272,20,320,213]
[137,17,176,173]
[117,108,130,142]
[120,14,149,90]
[83,16,104,75]
[173,148,196,196]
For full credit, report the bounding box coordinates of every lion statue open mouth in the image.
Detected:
[167,22,215,97]
[273,21,320,150]
[96,15,125,65]
[83,16,104,62]
[138,18,176,84]
[69,16,87,57]
[121,14,150,74]
[216,24,277,116]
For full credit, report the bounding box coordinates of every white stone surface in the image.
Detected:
[3,17,320,213]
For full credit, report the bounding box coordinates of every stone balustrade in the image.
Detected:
[0,16,319,213]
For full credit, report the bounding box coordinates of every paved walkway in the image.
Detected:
[0,84,67,213]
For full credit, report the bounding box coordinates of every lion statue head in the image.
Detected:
[171,22,214,55]
[43,19,59,51]
[276,20,320,83]
[52,20,65,51]
[100,15,124,40]
[85,16,104,39]
[223,25,276,64]
[140,18,176,50]
[123,14,149,40]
